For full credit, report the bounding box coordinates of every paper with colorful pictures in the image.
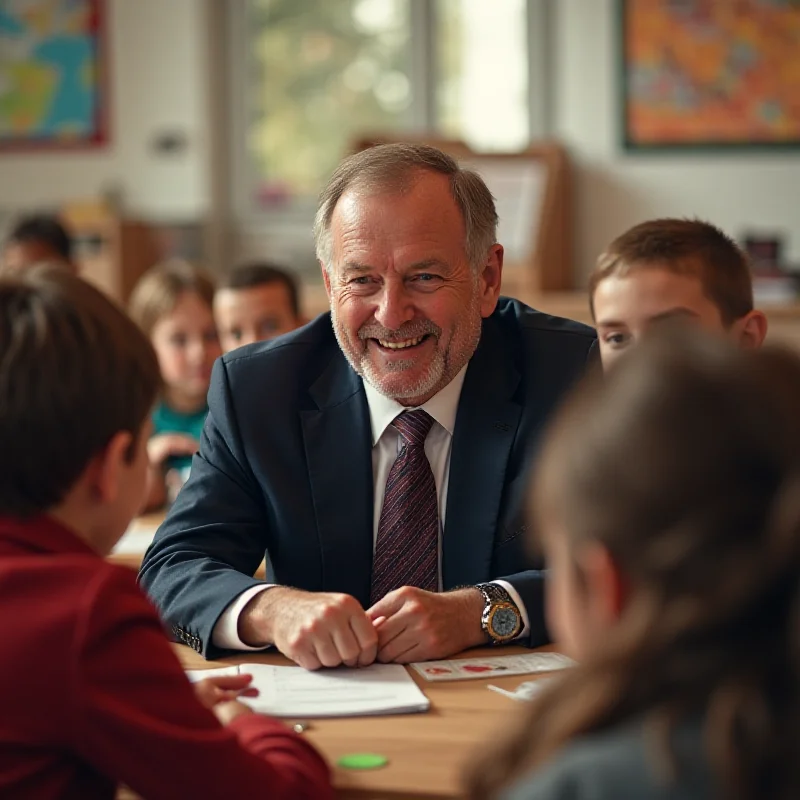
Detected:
[410,652,575,682]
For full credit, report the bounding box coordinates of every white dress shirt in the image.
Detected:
[213,365,529,650]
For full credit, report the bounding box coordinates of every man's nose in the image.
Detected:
[373,283,414,332]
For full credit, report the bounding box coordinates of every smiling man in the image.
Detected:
[140,144,596,667]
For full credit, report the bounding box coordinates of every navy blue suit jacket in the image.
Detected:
[139,298,596,658]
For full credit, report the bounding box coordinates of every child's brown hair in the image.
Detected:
[220,262,301,319]
[467,330,800,799]
[0,266,161,516]
[590,218,754,325]
[128,259,216,336]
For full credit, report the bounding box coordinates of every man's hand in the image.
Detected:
[366,586,487,663]
[239,587,379,670]
[193,673,258,709]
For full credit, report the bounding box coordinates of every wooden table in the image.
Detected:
[107,512,269,579]
[107,512,165,570]
[178,644,551,800]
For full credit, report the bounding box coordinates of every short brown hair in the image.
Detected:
[0,266,161,516]
[128,259,216,336]
[590,218,754,325]
[314,143,498,271]
[221,262,301,318]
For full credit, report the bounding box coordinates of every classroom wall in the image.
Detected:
[553,0,800,283]
[0,0,210,221]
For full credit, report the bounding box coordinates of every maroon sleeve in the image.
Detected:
[69,565,333,800]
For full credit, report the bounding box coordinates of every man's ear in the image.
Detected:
[479,243,504,318]
[321,262,332,300]
[91,431,134,504]
[736,309,768,349]
[577,541,627,627]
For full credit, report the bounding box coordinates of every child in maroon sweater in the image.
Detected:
[0,266,333,800]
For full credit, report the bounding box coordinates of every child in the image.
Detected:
[467,329,800,799]
[129,260,222,509]
[2,213,77,274]
[213,261,303,353]
[590,218,768,369]
[0,265,332,799]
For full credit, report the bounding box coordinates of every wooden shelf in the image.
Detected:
[60,202,159,304]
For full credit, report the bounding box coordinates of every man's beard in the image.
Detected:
[330,294,482,402]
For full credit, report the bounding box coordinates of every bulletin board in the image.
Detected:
[620,0,800,150]
[0,0,108,151]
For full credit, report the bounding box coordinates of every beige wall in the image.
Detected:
[553,0,800,284]
[0,0,210,221]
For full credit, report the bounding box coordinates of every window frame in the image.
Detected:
[227,0,551,232]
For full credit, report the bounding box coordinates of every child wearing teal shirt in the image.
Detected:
[129,260,221,510]
[151,401,208,473]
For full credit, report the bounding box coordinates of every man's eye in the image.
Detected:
[350,276,372,285]
[414,273,439,281]
[169,334,187,347]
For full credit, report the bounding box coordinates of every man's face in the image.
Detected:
[214,283,300,353]
[593,266,728,370]
[322,171,502,406]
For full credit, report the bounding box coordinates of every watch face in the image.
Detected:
[491,605,519,638]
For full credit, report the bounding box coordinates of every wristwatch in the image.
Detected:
[476,583,522,644]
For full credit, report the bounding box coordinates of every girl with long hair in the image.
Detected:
[467,330,800,800]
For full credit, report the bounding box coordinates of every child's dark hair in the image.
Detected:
[128,259,216,336]
[590,218,754,325]
[467,329,800,799]
[220,262,300,318]
[7,214,73,261]
[0,266,161,516]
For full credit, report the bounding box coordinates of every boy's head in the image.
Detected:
[129,260,220,407]
[3,214,76,274]
[213,262,302,353]
[532,329,800,663]
[0,266,161,552]
[590,218,768,369]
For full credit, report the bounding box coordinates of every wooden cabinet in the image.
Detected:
[60,203,159,305]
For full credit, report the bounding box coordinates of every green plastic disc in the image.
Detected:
[337,753,389,770]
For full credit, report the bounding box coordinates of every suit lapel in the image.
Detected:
[443,320,522,588]
[300,352,374,607]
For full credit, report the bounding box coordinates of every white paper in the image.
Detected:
[411,652,575,682]
[111,519,160,555]
[186,662,429,718]
[186,666,241,682]
[488,677,558,701]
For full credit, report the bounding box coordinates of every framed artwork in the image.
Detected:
[620,0,800,151]
[0,0,108,151]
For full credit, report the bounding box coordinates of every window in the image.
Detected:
[232,0,541,220]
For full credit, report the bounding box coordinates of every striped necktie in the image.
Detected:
[370,410,439,604]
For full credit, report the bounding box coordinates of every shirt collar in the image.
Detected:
[363,365,468,446]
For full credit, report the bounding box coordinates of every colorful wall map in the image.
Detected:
[0,0,105,148]
[622,0,800,147]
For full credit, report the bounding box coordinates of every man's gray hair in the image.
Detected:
[313,143,498,271]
